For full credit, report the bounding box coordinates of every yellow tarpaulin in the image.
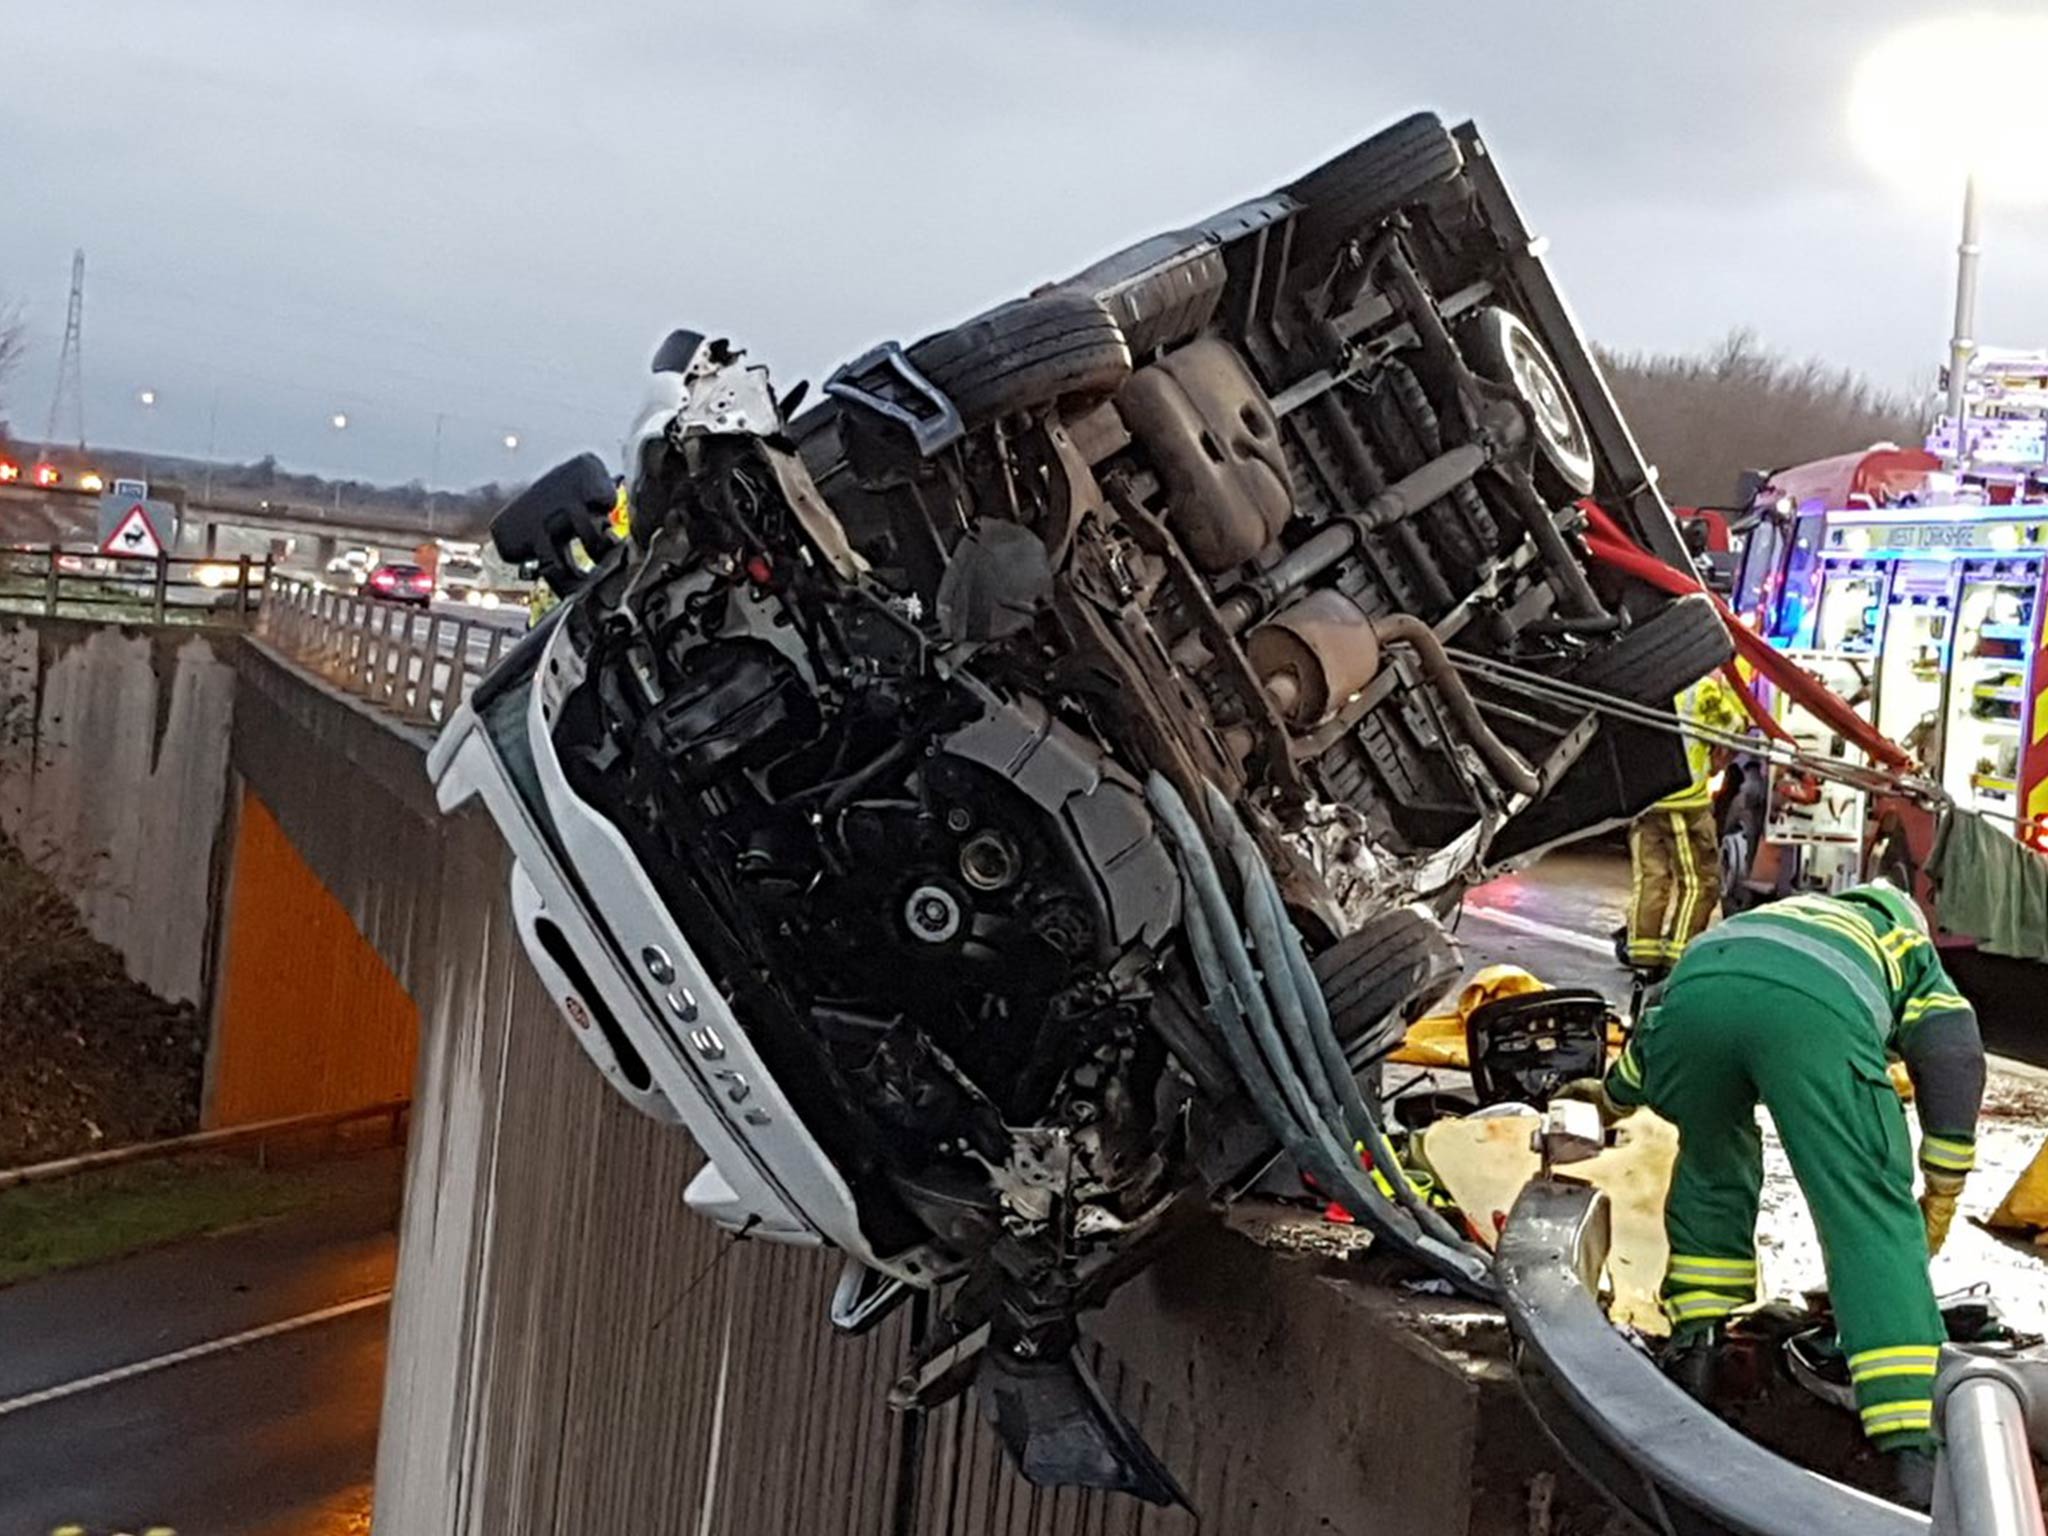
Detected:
[1388,963,1620,1069]
[1988,1137,2048,1242]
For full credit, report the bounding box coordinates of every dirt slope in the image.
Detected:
[0,838,204,1164]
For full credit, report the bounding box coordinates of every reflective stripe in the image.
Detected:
[1849,1344,1941,1374]
[1627,823,1653,954]
[1671,813,1703,952]
[1859,1417,1933,1441]
[1779,905,1900,987]
[1904,992,1971,1022]
[1880,927,1928,961]
[1685,924,1892,1039]
[1615,1046,1644,1089]
[1664,1275,1755,1297]
[1857,1362,1940,1383]
[1666,1253,1758,1277]
[1665,1290,1741,1320]
[1772,897,1895,976]
[1921,1135,1976,1172]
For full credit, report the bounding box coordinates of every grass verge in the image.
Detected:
[0,1155,360,1287]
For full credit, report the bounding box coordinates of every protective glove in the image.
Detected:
[1920,1169,1967,1256]
[1553,1077,1622,1126]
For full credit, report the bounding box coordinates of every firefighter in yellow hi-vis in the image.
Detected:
[528,478,631,628]
[1625,673,1749,973]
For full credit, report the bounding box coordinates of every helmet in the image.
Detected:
[1839,879,1928,937]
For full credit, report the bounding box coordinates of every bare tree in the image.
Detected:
[1599,328,1923,507]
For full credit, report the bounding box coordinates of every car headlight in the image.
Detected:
[193,562,237,588]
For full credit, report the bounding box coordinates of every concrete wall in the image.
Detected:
[0,617,237,1005]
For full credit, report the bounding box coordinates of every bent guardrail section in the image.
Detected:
[1496,1179,1927,1536]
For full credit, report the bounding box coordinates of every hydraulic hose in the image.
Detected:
[1146,773,1495,1297]
[1210,784,1478,1260]
[1367,614,1542,797]
[1224,831,1349,1137]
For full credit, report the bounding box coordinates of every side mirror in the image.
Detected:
[491,453,617,598]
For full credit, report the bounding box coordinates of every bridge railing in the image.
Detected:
[0,545,271,625]
[258,576,516,726]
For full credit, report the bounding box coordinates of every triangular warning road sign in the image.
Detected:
[101,503,164,559]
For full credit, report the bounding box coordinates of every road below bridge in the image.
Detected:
[0,1153,399,1536]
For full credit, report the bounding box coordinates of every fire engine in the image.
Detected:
[1727,350,2048,906]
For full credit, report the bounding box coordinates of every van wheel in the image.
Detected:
[1569,594,1734,706]
[907,291,1131,427]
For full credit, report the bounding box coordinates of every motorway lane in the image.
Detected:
[0,1303,388,1536]
[1458,845,1630,995]
[0,1155,399,1535]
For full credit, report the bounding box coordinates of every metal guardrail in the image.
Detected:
[1499,1180,2048,1536]
[1498,1179,1927,1536]
[0,1099,411,1192]
[258,575,516,725]
[0,545,271,624]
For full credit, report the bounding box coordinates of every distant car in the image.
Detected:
[0,460,20,483]
[77,471,105,493]
[366,562,433,605]
[32,464,59,488]
[326,547,373,585]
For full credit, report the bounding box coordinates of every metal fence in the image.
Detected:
[258,576,518,725]
[0,544,270,624]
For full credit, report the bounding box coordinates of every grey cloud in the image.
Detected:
[2,0,2038,485]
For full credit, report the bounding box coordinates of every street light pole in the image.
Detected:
[427,412,445,538]
[1948,172,1982,464]
[202,386,221,505]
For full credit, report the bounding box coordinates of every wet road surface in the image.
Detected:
[0,1155,397,1536]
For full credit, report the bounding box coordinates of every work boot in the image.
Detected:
[1889,1447,1937,1511]
[1660,1324,1723,1404]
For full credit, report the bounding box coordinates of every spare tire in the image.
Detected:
[907,290,1131,427]
[1568,593,1734,708]
[1284,112,1464,273]
[1313,906,1463,1067]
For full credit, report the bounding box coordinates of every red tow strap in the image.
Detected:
[1577,503,1915,774]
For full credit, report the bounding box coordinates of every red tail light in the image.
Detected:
[33,464,59,487]
[0,461,17,482]
[410,573,433,591]
[371,571,396,589]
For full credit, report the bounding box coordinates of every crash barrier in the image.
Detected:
[0,1100,410,1193]
[1499,1180,2048,1536]
[1936,1367,2048,1536]
[0,545,270,624]
[1497,1179,1924,1536]
[257,575,512,726]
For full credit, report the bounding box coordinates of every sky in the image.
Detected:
[5,0,2048,489]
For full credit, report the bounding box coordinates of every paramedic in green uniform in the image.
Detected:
[1588,882,1982,1495]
